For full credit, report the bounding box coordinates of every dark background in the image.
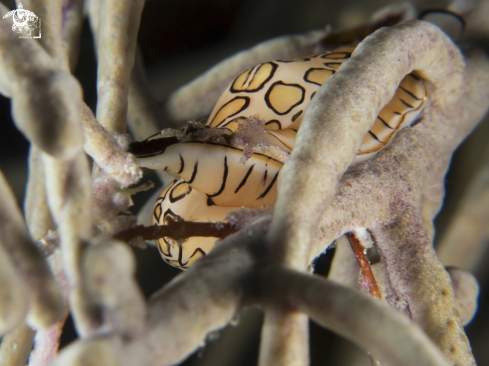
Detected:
[0,0,487,365]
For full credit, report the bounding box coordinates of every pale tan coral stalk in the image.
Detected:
[24,146,56,242]
[93,0,145,134]
[61,0,85,71]
[258,310,309,366]
[0,325,35,366]
[81,104,142,187]
[22,0,70,71]
[0,169,64,332]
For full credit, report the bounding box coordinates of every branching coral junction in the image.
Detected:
[0,1,488,366]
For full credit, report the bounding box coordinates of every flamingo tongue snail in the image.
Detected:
[133,45,427,269]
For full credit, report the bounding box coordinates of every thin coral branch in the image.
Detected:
[80,239,146,339]
[346,232,381,299]
[0,169,64,332]
[258,311,309,366]
[24,146,56,242]
[22,0,69,70]
[327,236,359,288]
[61,0,85,71]
[0,242,28,334]
[28,251,70,366]
[81,104,142,186]
[40,154,93,335]
[128,135,180,157]
[93,0,145,134]
[0,0,142,352]
[113,219,238,242]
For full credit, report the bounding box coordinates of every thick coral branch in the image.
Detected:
[247,20,480,366]
[49,220,269,366]
[50,214,466,366]
[113,220,238,242]
[370,206,474,366]
[268,20,466,269]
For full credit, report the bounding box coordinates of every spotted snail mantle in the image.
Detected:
[130,45,427,269]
